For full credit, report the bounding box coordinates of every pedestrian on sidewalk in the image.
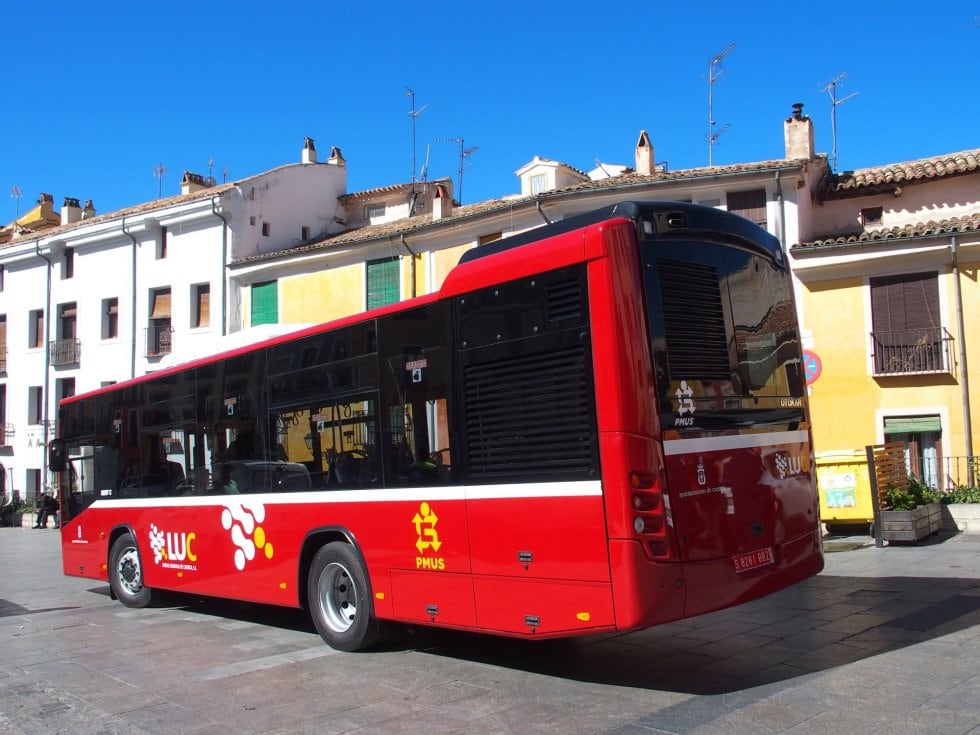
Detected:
[34,492,59,529]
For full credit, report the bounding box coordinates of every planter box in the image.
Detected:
[880,502,942,542]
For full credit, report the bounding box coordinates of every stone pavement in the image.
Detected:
[0,526,978,735]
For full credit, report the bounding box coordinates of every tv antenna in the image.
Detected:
[153,163,167,198]
[435,136,478,204]
[10,186,22,218]
[821,72,859,171]
[406,87,428,184]
[707,43,735,167]
[206,157,216,186]
[419,144,431,182]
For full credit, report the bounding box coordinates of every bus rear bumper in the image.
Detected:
[609,529,824,631]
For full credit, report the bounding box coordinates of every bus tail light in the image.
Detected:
[629,470,675,561]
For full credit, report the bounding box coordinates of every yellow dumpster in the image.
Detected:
[816,450,875,525]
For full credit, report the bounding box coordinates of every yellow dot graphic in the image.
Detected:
[254,526,266,548]
[265,543,274,559]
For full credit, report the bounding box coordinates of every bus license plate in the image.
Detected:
[733,547,774,573]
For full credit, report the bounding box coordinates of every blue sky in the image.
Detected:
[2,2,976,221]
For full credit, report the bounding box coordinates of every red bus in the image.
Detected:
[51,201,823,651]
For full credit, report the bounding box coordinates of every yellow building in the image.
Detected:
[791,150,980,489]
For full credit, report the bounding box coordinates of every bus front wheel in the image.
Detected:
[308,542,379,651]
[109,533,154,608]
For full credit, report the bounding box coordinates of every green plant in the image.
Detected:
[885,476,940,510]
[940,485,980,504]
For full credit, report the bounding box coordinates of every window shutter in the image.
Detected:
[150,289,172,319]
[251,281,279,326]
[197,285,211,327]
[367,258,399,310]
[870,273,939,333]
[727,189,767,227]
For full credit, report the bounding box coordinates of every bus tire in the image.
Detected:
[308,542,379,651]
[109,532,154,608]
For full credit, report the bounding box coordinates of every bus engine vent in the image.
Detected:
[547,279,582,322]
[463,345,596,479]
[657,258,730,380]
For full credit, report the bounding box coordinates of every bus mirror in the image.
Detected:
[49,439,66,472]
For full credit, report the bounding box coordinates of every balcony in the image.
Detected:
[145,324,174,358]
[871,327,954,376]
[50,339,81,367]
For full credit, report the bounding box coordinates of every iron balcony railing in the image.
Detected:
[910,455,980,492]
[49,338,81,367]
[0,423,12,446]
[870,327,954,376]
[145,325,174,357]
[0,347,6,372]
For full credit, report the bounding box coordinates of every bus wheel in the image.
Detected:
[308,542,379,651]
[109,533,153,608]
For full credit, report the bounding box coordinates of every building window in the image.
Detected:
[28,309,44,349]
[262,222,271,237]
[26,469,41,501]
[56,377,76,402]
[0,314,6,372]
[148,287,173,356]
[251,281,278,326]
[366,258,399,310]
[727,189,768,228]
[28,386,43,425]
[302,226,311,241]
[157,227,168,259]
[63,249,74,279]
[193,283,211,329]
[861,207,884,227]
[883,415,942,489]
[870,272,949,374]
[52,303,79,366]
[102,298,119,340]
[249,216,256,226]
[529,174,547,196]
[365,203,386,220]
[0,264,4,292]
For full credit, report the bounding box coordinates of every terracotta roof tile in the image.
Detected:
[235,158,810,265]
[793,212,980,251]
[817,149,980,200]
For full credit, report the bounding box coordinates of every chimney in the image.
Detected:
[302,136,317,164]
[327,146,346,167]
[784,103,815,160]
[61,197,82,225]
[39,192,56,219]
[81,200,97,219]
[432,183,453,221]
[181,171,207,195]
[635,130,655,176]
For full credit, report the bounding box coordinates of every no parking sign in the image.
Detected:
[802,350,822,385]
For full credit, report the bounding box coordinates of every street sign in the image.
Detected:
[802,350,822,385]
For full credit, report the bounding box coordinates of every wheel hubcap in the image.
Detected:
[117,548,143,596]
[317,562,357,633]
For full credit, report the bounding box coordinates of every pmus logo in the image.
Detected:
[413,502,445,570]
[149,523,198,569]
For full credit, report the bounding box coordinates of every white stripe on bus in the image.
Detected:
[88,480,603,510]
[663,430,810,456]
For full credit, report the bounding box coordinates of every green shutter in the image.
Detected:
[367,258,399,310]
[251,281,279,326]
[884,416,942,434]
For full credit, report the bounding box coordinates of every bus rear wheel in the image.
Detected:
[308,542,379,651]
[109,533,154,608]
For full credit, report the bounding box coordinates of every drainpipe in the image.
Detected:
[211,197,230,336]
[535,200,552,225]
[400,235,416,298]
[34,241,52,492]
[951,235,973,468]
[121,218,138,379]
[774,170,787,251]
